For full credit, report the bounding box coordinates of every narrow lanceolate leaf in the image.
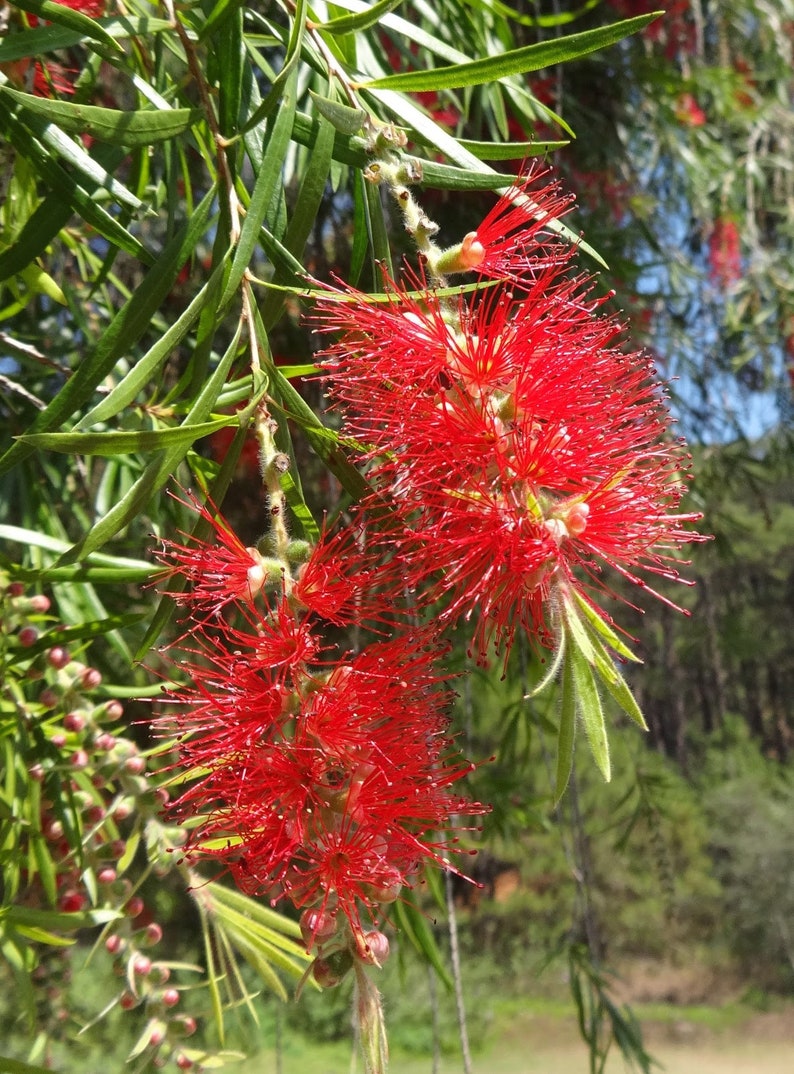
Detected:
[0,94,149,262]
[315,0,404,35]
[0,17,173,64]
[10,0,123,51]
[221,66,298,307]
[79,259,229,427]
[556,644,578,801]
[0,87,200,148]
[368,90,606,265]
[261,110,335,325]
[359,14,662,91]
[0,188,215,477]
[0,80,143,211]
[308,91,366,136]
[569,588,641,663]
[19,418,237,456]
[56,324,242,563]
[568,637,611,783]
[457,138,569,160]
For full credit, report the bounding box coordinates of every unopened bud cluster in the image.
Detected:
[1,576,200,1069]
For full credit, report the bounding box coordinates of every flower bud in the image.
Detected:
[105,934,124,955]
[143,923,163,946]
[64,711,86,733]
[18,626,39,647]
[125,896,145,918]
[59,891,87,913]
[47,646,71,669]
[103,700,124,721]
[132,955,152,977]
[300,907,338,948]
[312,949,353,989]
[359,930,390,966]
[81,667,102,690]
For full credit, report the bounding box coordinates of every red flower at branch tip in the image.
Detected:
[316,170,706,654]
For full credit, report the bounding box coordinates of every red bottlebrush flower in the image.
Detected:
[162,628,482,936]
[153,490,279,616]
[316,180,704,655]
[448,167,575,281]
[708,217,741,289]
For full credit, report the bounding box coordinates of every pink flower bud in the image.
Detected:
[176,1055,193,1070]
[81,667,102,690]
[148,1024,166,1048]
[105,934,124,954]
[125,896,145,918]
[44,818,64,841]
[98,868,117,885]
[7,582,25,597]
[360,930,390,966]
[103,700,124,721]
[133,955,152,976]
[29,594,51,613]
[64,711,86,732]
[48,646,71,669]
[119,991,138,1010]
[299,908,338,947]
[124,755,146,775]
[40,688,60,709]
[70,749,89,770]
[143,923,163,946]
[162,988,180,1008]
[59,891,87,913]
[18,626,39,647]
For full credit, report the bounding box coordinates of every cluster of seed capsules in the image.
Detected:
[2,577,203,1070]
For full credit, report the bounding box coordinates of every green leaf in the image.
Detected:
[0,87,201,148]
[308,90,366,136]
[216,4,244,139]
[11,0,123,52]
[569,637,611,783]
[56,323,243,562]
[261,109,335,326]
[11,925,76,947]
[0,525,152,571]
[79,257,230,428]
[0,17,173,63]
[457,137,569,160]
[315,0,404,35]
[569,588,641,663]
[199,0,246,41]
[391,885,453,990]
[0,79,144,212]
[19,418,237,456]
[0,93,150,263]
[556,644,577,801]
[221,67,298,308]
[0,188,215,477]
[360,14,662,91]
[367,89,606,264]
[0,1055,55,1074]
